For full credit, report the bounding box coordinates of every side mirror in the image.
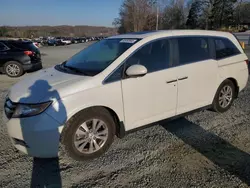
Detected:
[126,64,147,77]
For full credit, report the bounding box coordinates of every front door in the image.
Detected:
[121,38,178,130]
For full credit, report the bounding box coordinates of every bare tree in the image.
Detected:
[114,0,158,33]
[114,0,195,33]
[161,0,186,29]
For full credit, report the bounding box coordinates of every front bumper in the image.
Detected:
[3,111,63,158]
[23,62,43,72]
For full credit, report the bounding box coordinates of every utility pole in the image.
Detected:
[156,5,159,30]
[238,0,243,28]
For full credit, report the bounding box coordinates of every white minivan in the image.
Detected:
[4,30,249,161]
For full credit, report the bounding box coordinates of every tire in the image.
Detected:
[212,79,236,113]
[61,107,116,161]
[4,61,24,77]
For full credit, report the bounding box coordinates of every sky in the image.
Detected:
[0,0,123,27]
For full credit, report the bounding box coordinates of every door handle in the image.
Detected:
[178,76,188,81]
[166,79,177,84]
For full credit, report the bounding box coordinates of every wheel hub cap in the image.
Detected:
[6,64,20,76]
[74,119,108,154]
[219,85,233,108]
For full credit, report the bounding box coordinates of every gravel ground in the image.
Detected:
[0,43,250,188]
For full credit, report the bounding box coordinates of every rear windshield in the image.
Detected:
[10,42,38,51]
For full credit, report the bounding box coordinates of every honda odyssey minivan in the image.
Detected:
[4,30,249,161]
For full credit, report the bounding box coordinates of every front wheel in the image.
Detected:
[61,108,116,161]
[212,79,236,113]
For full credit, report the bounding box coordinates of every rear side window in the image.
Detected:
[177,37,211,65]
[0,42,8,51]
[214,38,240,59]
[125,39,170,73]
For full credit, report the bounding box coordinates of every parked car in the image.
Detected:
[41,37,49,46]
[0,40,42,77]
[47,39,64,46]
[80,37,87,43]
[75,38,82,43]
[61,38,72,45]
[32,42,39,48]
[71,37,78,44]
[97,36,104,41]
[86,37,92,42]
[4,30,249,160]
[32,38,43,48]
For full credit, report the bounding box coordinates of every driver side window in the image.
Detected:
[125,39,170,73]
[103,39,170,84]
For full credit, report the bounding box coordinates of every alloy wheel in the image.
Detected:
[6,64,20,77]
[74,119,108,154]
[219,85,233,108]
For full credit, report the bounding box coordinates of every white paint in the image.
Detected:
[5,30,249,158]
[125,64,147,77]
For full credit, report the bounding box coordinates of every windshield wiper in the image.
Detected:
[59,62,96,76]
[63,64,86,74]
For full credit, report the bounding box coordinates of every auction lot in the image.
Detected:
[0,43,250,187]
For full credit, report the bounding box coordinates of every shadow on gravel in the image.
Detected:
[18,80,64,187]
[161,117,250,185]
[31,158,61,188]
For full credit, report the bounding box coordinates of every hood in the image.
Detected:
[8,67,91,103]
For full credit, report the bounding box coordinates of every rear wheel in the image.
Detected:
[4,61,24,77]
[212,79,236,113]
[61,108,116,161]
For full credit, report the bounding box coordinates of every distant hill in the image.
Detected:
[0,25,118,38]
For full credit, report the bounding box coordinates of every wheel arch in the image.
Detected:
[64,105,124,138]
[211,77,238,112]
[215,77,239,100]
[226,77,239,98]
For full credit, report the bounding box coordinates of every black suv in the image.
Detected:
[0,40,42,77]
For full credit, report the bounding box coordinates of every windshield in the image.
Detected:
[64,38,139,76]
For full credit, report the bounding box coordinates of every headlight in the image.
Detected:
[12,101,52,118]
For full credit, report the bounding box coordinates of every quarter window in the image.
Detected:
[125,39,170,73]
[177,37,210,65]
[0,42,8,51]
[214,38,240,59]
[104,65,124,83]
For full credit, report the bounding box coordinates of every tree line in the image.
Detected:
[0,25,117,38]
[113,0,250,33]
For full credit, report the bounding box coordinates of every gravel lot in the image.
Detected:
[0,43,250,188]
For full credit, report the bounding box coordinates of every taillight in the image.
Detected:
[24,51,33,56]
[246,60,249,65]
